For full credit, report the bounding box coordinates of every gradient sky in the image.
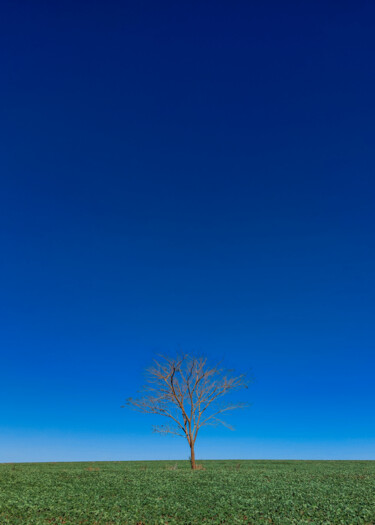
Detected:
[1,1,374,462]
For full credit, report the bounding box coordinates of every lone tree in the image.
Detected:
[125,354,249,469]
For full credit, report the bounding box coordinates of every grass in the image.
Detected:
[0,460,374,524]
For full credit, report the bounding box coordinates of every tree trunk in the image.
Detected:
[190,442,197,470]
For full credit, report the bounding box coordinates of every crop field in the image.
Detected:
[0,460,374,524]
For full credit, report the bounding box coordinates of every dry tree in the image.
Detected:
[125,354,250,469]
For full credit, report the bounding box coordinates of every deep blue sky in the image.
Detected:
[1,1,374,461]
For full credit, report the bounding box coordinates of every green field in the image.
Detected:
[0,460,374,524]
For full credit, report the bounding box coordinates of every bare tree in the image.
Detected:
[125,354,249,469]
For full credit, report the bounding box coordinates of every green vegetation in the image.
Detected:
[0,460,374,524]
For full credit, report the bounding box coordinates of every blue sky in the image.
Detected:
[1,0,374,462]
